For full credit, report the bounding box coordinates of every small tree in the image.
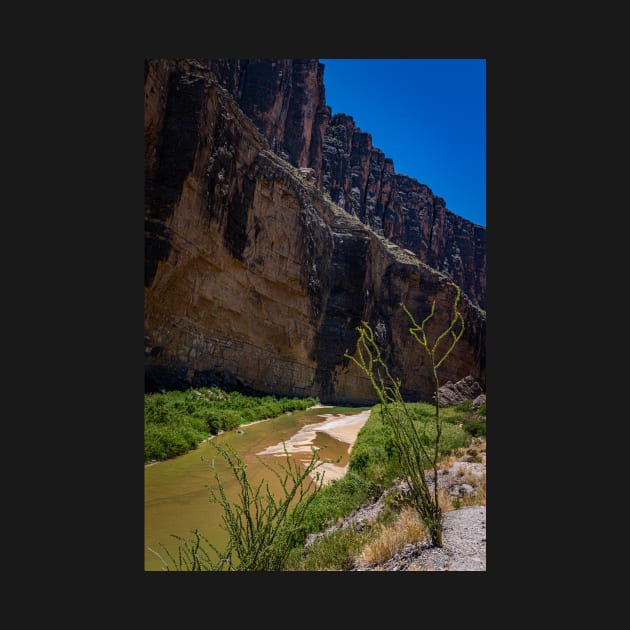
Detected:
[344,282,464,547]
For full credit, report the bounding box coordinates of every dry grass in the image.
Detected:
[461,487,485,506]
[471,439,487,464]
[438,454,459,473]
[459,473,486,506]
[356,440,487,568]
[358,507,427,565]
[454,466,485,487]
[444,470,486,509]
[438,488,456,513]
[441,439,486,467]
[439,442,487,511]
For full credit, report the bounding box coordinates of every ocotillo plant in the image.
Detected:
[149,442,325,570]
[207,442,325,570]
[344,282,464,546]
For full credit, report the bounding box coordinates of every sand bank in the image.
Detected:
[256,409,372,483]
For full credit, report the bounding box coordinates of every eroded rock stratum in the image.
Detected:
[144,59,485,404]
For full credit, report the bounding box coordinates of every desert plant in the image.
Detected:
[209,442,327,570]
[345,282,464,547]
[150,442,325,571]
[289,525,371,571]
[284,470,372,549]
[462,415,486,438]
[148,529,219,571]
[454,399,475,413]
[359,506,426,565]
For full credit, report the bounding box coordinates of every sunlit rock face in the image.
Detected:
[209,59,486,310]
[144,59,485,403]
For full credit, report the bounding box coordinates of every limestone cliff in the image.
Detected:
[207,59,329,184]
[321,113,486,310]
[208,59,485,309]
[144,59,485,403]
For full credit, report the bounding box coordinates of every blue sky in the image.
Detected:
[319,59,486,227]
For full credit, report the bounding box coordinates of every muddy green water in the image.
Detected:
[144,406,367,571]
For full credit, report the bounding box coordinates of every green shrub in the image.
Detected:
[288,526,371,571]
[144,395,184,424]
[463,416,486,438]
[235,408,251,422]
[221,410,242,430]
[348,411,399,488]
[438,408,464,425]
[411,418,469,455]
[144,424,168,461]
[144,424,194,462]
[186,416,207,433]
[144,387,320,462]
[282,396,318,411]
[348,404,469,486]
[406,402,436,418]
[454,399,475,413]
[294,472,371,545]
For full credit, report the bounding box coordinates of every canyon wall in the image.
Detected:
[208,59,485,309]
[144,59,485,403]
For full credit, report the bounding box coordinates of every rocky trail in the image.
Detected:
[305,443,487,571]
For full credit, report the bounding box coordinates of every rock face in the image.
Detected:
[208,60,485,310]
[144,59,485,404]
[437,375,485,407]
[321,114,486,310]
[207,59,330,184]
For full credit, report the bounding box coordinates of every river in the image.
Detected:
[144,405,371,571]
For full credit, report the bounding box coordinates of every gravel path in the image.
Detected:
[406,505,486,571]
